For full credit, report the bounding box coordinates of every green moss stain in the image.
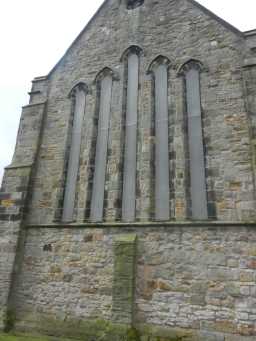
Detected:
[112,234,137,324]
[137,324,194,341]
[127,327,141,341]
[0,330,195,341]
[3,310,16,333]
[31,317,141,341]
[8,316,201,341]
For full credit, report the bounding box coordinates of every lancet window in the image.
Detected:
[122,46,141,222]
[90,68,114,222]
[182,61,208,220]
[62,83,87,222]
[149,56,171,221]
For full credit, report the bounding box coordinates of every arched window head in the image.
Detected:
[121,45,143,62]
[127,0,144,10]
[94,67,117,84]
[148,55,171,74]
[69,82,88,99]
[177,59,204,77]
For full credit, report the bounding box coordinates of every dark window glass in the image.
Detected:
[127,0,144,10]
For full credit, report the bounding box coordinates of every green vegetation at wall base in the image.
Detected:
[10,317,194,341]
[0,333,74,341]
[3,310,16,333]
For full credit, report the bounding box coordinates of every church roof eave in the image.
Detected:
[47,0,109,79]
[187,0,243,38]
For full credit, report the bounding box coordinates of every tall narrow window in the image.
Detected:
[122,47,141,222]
[183,61,208,220]
[149,57,170,221]
[62,83,87,223]
[90,69,113,222]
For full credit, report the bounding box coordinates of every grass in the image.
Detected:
[0,335,48,341]
[0,334,76,341]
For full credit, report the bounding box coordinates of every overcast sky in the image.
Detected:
[0,0,255,184]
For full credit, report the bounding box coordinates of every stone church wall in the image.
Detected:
[25,0,255,224]
[1,0,256,340]
[10,224,256,340]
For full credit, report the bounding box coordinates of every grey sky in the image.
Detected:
[0,0,255,184]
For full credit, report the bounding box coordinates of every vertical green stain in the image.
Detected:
[112,234,137,325]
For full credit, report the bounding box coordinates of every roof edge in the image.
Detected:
[187,0,244,38]
[43,0,247,81]
[47,0,108,79]
[244,29,256,37]
[32,76,48,83]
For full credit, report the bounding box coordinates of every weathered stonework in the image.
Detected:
[7,223,256,340]
[1,0,256,340]
[21,0,256,224]
[112,234,137,324]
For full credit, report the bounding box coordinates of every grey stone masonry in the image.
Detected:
[9,223,256,340]
[0,77,46,329]
[21,0,255,224]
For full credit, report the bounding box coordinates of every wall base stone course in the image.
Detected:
[1,223,254,340]
[11,316,256,341]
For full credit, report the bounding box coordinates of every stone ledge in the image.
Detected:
[25,221,256,229]
[244,29,256,37]
[32,76,48,83]
[28,90,41,96]
[0,214,22,222]
[5,163,33,170]
[243,57,256,67]
[22,101,46,109]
